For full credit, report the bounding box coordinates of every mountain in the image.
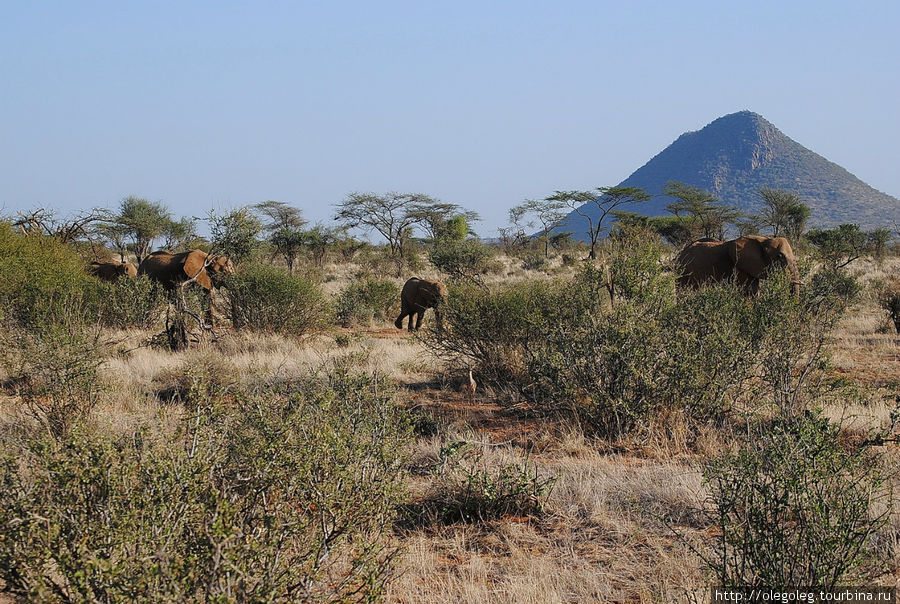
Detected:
[557,110,900,238]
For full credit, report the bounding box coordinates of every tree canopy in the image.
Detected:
[114,197,172,264]
[508,198,568,258]
[547,186,650,259]
[756,188,810,241]
[334,192,475,256]
[664,182,742,241]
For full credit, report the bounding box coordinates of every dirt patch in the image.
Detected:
[403,386,552,445]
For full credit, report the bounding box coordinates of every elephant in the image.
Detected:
[138,249,234,291]
[395,277,447,331]
[89,260,137,282]
[138,249,235,326]
[676,235,800,296]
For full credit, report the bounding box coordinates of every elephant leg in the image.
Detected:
[733,270,758,296]
[414,310,425,331]
[749,278,761,297]
[395,300,409,329]
[203,291,215,328]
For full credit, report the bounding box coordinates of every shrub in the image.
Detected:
[704,412,891,587]
[425,228,852,436]
[226,262,327,335]
[0,371,411,601]
[414,446,556,525]
[751,272,850,414]
[659,284,760,420]
[603,228,676,306]
[335,279,399,327]
[424,279,569,389]
[808,267,861,303]
[874,278,900,333]
[428,238,498,284]
[0,315,107,438]
[90,275,167,329]
[153,348,239,404]
[0,224,94,327]
[520,252,547,271]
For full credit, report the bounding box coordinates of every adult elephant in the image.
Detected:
[395,277,447,331]
[89,260,137,282]
[138,250,235,325]
[676,235,800,296]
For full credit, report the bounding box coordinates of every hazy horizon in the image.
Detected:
[3,1,898,237]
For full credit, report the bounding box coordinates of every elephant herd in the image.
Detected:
[89,250,235,291]
[89,250,235,327]
[86,235,799,332]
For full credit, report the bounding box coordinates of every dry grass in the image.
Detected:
[2,250,899,601]
[827,257,900,389]
[392,435,710,603]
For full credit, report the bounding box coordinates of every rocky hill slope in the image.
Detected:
[558,110,899,238]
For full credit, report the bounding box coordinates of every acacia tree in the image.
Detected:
[807,223,888,270]
[162,217,200,252]
[14,208,109,246]
[757,188,810,240]
[664,182,741,241]
[96,222,131,261]
[508,198,569,258]
[301,224,342,267]
[255,201,307,272]
[114,197,172,264]
[334,192,438,257]
[408,201,480,241]
[547,186,650,259]
[209,207,262,265]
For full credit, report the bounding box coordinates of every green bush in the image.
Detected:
[424,279,570,390]
[704,412,890,587]
[90,275,167,330]
[0,227,111,437]
[0,224,94,327]
[603,228,676,306]
[226,262,327,335]
[0,371,411,602]
[809,268,861,304]
[425,229,852,436]
[335,279,399,327]
[428,238,499,284]
[0,224,167,331]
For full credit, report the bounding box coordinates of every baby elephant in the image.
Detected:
[395,277,447,331]
[89,260,138,282]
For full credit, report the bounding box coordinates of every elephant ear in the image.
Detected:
[727,236,766,279]
[182,250,213,290]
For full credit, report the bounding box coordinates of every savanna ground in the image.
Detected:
[1,238,899,603]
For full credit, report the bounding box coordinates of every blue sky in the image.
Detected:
[2,1,898,236]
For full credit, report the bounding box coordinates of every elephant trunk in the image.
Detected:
[787,259,801,296]
[433,307,444,330]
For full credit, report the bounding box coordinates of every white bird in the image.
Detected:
[463,366,477,404]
